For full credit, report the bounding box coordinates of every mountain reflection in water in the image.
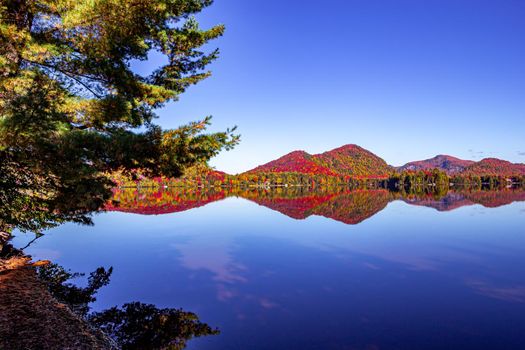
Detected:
[106,186,525,224]
[10,185,525,350]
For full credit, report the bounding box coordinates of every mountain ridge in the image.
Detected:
[243,145,525,177]
[398,155,475,174]
[245,144,392,178]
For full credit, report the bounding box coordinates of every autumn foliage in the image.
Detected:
[399,155,525,177]
[248,151,336,176]
[106,187,227,215]
[246,145,392,179]
[461,158,525,176]
[108,146,525,189]
[106,187,525,223]
[399,155,475,174]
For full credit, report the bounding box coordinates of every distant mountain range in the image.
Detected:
[397,155,525,176]
[459,158,525,176]
[245,145,525,177]
[397,155,475,174]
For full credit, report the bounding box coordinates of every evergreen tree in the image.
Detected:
[0,0,239,233]
[0,0,239,178]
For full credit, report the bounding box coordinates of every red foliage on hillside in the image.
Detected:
[399,155,474,174]
[248,151,336,175]
[398,154,525,177]
[246,145,391,178]
[313,144,391,178]
[461,158,525,176]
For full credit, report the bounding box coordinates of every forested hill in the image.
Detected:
[461,158,525,176]
[243,145,525,180]
[398,155,475,174]
[398,155,525,176]
[111,146,525,188]
[245,144,392,178]
[247,151,336,176]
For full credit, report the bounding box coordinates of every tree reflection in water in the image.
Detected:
[107,185,525,224]
[36,263,219,350]
[3,171,525,349]
[0,164,220,349]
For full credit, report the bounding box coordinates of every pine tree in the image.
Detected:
[0,0,239,233]
[0,0,239,177]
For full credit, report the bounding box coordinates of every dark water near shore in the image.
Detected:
[12,188,525,349]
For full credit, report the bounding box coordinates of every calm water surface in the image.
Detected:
[12,189,525,349]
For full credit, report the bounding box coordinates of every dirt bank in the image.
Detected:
[0,255,115,350]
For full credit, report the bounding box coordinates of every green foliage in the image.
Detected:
[1,0,224,126]
[0,0,239,234]
[0,0,239,175]
[158,116,239,177]
[390,169,450,189]
[245,145,392,178]
[89,302,220,350]
[37,263,113,317]
[0,148,114,233]
[37,262,219,350]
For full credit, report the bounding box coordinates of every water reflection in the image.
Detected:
[37,262,220,350]
[10,185,525,350]
[0,166,220,349]
[107,186,525,224]
[5,184,525,349]
[0,149,113,235]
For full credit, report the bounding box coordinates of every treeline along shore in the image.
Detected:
[110,145,525,190]
[111,168,525,191]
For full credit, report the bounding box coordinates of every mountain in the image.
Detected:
[461,158,525,176]
[313,145,392,178]
[247,150,336,175]
[246,144,392,178]
[398,155,525,177]
[398,155,474,174]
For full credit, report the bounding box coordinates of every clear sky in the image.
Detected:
[135,0,525,174]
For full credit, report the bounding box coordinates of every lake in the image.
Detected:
[12,187,525,350]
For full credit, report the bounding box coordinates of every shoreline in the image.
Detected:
[0,241,115,350]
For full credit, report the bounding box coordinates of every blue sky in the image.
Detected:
[135,0,525,174]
